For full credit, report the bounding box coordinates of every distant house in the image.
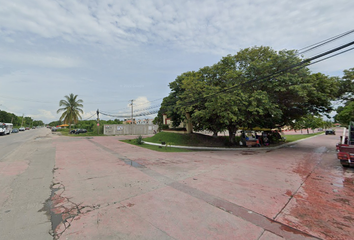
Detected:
[123,118,154,125]
[162,114,185,128]
[162,113,193,133]
[123,118,135,124]
[136,119,154,125]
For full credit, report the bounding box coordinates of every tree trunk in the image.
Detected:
[213,131,218,137]
[185,113,193,134]
[227,125,238,145]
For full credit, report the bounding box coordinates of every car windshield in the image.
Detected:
[0,125,5,129]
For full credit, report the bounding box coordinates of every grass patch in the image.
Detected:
[143,132,199,145]
[121,139,193,152]
[143,132,227,147]
[284,132,323,142]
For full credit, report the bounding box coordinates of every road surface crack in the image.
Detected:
[43,182,100,239]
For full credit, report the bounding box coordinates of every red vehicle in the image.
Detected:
[336,121,354,167]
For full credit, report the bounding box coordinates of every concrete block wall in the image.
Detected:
[104,124,158,135]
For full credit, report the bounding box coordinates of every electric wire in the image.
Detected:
[82,112,97,121]
[100,97,163,113]
[3,30,354,120]
[158,39,354,113]
[298,29,354,55]
[307,46,354,66]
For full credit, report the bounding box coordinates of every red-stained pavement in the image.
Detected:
[50,130,354,240]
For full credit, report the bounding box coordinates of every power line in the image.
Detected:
[134,104,161,113]
[298,29,354,55]
[82,112,96,121]
[307,46,354,66]
[99,104,161,118]
[159,39,354,113]
[100,97,163,113]
[133,98,164,108]
[100,109,159,118]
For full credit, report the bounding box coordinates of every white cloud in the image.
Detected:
[0,49,82,68]
[0,0,353,123]
[29,109,55,121]
[2,0,353,55]
[130,96,151,110]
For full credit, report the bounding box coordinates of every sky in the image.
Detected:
[0,0,353,124]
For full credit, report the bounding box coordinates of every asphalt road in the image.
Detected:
[49,129,354,240]
[1,128,353,239]
[0,127,55,240]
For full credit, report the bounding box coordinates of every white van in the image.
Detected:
[0,123,13,135]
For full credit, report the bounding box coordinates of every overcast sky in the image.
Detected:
[1,0,353,123]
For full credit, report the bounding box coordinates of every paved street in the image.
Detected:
[0,128,56,240]
[1,128,353,239]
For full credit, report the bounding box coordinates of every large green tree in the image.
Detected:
[334,67,354,125]
[165,46,339,144]
[335,101,354,125]
[155,72,193,130]
[33,120,44,127]
[57,94,84,130]
[0,111,34,127]
[293,115,327,134]
[339,68,354,101]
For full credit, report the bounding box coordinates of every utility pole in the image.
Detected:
[21,114,24,127]
[97,109,99,135]
[130,100,134,124]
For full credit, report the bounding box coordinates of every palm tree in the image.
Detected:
[57,94,84,131]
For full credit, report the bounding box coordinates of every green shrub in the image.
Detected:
[161,124,169,130]
[136,135,143,145]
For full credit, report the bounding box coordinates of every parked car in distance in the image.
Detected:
[51,127,57,132]
[325,129,335,135]
[75,129,87,134]
[70,129,77,134]
[25,127,30,130]
[12,128,19,133]
[19,127,25,131]
[32,126,36,129]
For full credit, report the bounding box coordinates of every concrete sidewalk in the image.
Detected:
[49,132,353,239]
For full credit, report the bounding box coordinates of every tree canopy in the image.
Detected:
[0,110,43,127]
[335,101,354,125]
[335,68,354,125]
[158,46,340,144]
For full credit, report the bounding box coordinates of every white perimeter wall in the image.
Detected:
[104,124,158,135]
